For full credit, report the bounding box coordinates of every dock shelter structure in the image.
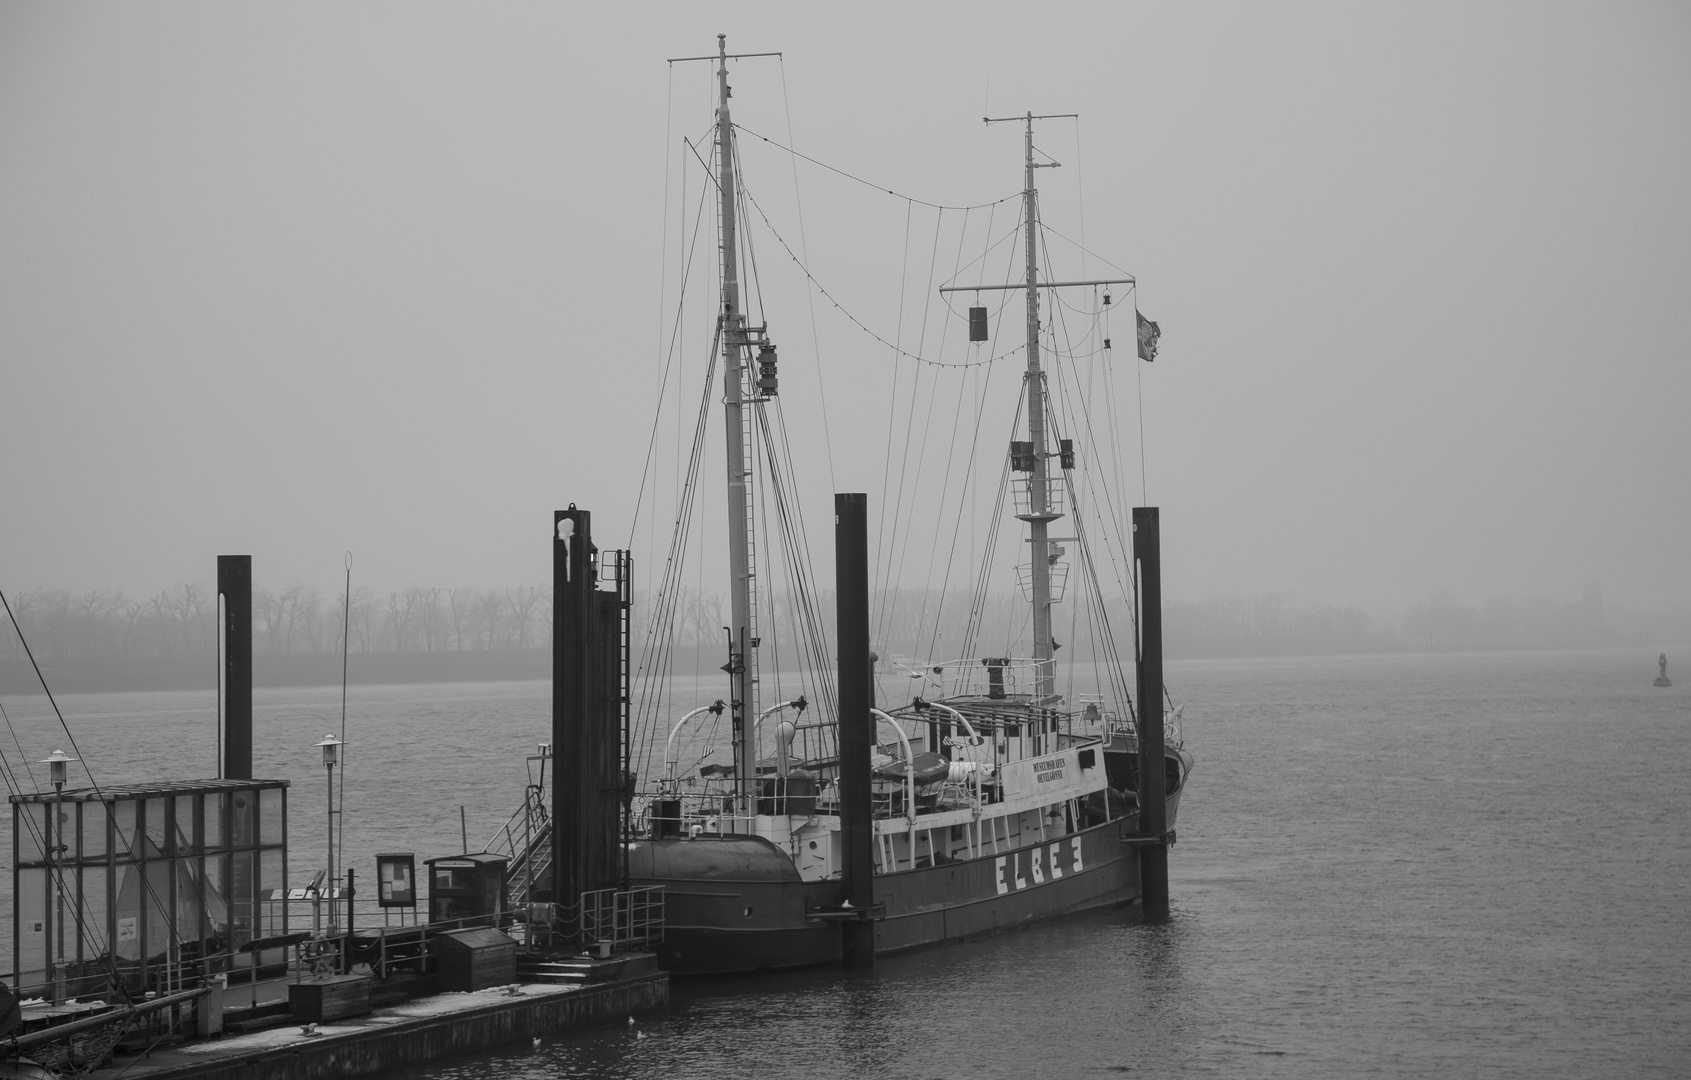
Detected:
[11,778,289,1000]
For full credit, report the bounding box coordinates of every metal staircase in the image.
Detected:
[484,783,553,905]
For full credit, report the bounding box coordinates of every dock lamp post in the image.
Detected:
[316,735,343,932]
[40,750,75,1003]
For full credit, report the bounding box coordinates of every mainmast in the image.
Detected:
[712,34,768,820]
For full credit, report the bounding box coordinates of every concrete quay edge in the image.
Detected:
[79,972,667,1080]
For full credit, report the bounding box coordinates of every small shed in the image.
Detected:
[431,927,517,991]
[425,852,507,924]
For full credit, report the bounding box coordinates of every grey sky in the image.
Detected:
[2,2,1686,614]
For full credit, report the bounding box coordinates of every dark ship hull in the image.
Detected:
[628,769,1185,975]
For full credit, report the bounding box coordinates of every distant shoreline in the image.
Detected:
[4,639,1682,696]
[0,650,552,695]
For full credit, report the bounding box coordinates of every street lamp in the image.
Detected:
[39,749,75,1004]
[316,735,342,932]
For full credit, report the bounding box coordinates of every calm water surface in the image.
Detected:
[3,650,1687,1076]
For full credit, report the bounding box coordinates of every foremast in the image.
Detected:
[712,34,774,821]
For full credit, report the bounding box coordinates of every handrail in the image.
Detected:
[663,703,727,782]
[869,709,917,858]
[482,783,545,857]
[923,701,986,813]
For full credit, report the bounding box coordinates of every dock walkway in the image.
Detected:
[68,968,665,1080]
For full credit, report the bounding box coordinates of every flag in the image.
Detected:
[1136,309,1161,362]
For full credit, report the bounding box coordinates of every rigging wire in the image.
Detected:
[913,210,980,649]
[918,199,1015,659]
[651,63,679,569]
[878,204,946,647]
[1035,218,1137,283]
[0,588,175,1000]
[959,390,1022,658]
[872,199,917,635]
[626,136,717,552]
[630,331,723,780]
[733,176,1008,370]
[898,200,1023,659]
[734,124,1018,212]
[887,209,953,622]
[777,58,838,493]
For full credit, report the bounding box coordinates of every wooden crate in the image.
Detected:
[431,928,517,992]
[289,974,372,1023]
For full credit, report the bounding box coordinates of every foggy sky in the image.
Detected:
[2,1,1687,616]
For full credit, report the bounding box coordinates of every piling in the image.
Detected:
[217,555,251,780]
[1132,507,1169,919]
[834,493,876,968]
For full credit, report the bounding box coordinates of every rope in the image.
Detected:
[735,124,1018,211]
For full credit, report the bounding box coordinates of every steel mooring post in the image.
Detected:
[1133,507,1169,920]
[835,493,876,968]
[217,555,252,780]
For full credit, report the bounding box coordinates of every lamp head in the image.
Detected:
[316,734,343,767]
[40,749,74,787]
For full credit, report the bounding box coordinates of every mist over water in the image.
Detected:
[3,648,1685,1076]
[3,5,1688,617]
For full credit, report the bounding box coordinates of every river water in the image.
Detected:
[2,649,1686,1076]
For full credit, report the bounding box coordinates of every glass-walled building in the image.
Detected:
[11,779,288,998]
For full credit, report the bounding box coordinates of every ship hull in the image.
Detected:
[631,813,1148,975]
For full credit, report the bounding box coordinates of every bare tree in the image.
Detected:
[475,591,504,649]
[506,586,542,649]
[447,588,476,651]
[411,587,443,652]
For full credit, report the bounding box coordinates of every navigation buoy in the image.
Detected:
[1655,653,1672,687]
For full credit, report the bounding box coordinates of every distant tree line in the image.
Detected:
[1399,585,1612,650]
[1162,594,1381,658]
[5,580,1680,669]
[0,585,553,663]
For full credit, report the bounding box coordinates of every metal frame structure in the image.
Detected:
[11,779,289,999]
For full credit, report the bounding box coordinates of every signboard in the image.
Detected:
[375,852,417,908]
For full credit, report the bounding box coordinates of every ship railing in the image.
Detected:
[927,657,1046,702]
[1105,711,1184,749]
[642,779,827,836]
[579,886,665,952]
[4,950,227,1007]
[482,783,549,865]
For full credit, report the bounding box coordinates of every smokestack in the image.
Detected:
[218,555,251,780]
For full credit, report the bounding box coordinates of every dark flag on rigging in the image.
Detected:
[1136,310,1161,362]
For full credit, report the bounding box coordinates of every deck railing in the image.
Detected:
[580,886,664,952]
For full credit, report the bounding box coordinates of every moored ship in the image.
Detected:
[510,35,1192,974]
